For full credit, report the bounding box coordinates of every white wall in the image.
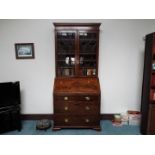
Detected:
[0,19,54,114]
[0,19,155,114]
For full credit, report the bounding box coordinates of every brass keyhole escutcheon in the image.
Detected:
[85,106,90,110]
[64,97,68,100]
[85,119,90,123]
[85,96,90,101]
[64,118,69,123]
[64,106,68,111]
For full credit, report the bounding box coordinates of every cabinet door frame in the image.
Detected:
[55,29,100,77]
[77,30,99,77]
[55,30,77,77]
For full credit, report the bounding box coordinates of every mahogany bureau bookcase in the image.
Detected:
[53,23,101,130]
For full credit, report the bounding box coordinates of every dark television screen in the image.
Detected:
[0,82,20,108]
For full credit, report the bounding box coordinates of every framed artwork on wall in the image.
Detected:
[15,43,35,59]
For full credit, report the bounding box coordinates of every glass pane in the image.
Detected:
[79,32,97,76]
[56,32,76,77]
[79,32,97,53]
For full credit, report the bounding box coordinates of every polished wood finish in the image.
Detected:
[53,23,101,130]
[53,23,101,31]
[54,23,100,77]
[147,104,155,134]
[141,32,155,134]
[54,77,100,94]
[53,78,101,130]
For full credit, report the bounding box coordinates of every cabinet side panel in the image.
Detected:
[140,34,153,134]
[147,104,155,134]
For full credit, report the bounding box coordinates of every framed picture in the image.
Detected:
[15,43,35,59]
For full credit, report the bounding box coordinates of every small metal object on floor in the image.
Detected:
[36,119,51,131]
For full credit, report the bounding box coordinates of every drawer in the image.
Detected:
[54,114,100,127]
[54,95,76,101]
[54,101,78,114]
[54,95,99,102]
[78,96,99,101]
[54,101,100,114]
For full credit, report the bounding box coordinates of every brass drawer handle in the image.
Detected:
[64,106,68,111]
[85,119,90,123]
[64,97,68,100]
[85,96,90,101]
[85,106,90,110]
[64,118,69,123]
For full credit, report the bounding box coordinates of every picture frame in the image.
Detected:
[15,43,35,59]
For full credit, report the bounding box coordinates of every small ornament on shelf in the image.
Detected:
[80,57,84,64]
[65,57,70,65]
[87,69,92,76]
[70,57,75,65]
[63,69,70,76]
[150,89,155,101]
[151,75,155,87]
[92,69,96,75]
[152,62,155,70]
[86,69,96,76]
[153,93,155,100]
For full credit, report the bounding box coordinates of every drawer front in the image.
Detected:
[54,95,99,102]
[54,101,78,114]
[54,101,100,114]
[54,114,100,127]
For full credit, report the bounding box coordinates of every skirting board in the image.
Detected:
[21,114,115,121]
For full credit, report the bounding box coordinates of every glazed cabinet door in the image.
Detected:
[55,31,76,77]
[78,31,99,77]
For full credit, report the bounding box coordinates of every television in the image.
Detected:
[0,81,20,108]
